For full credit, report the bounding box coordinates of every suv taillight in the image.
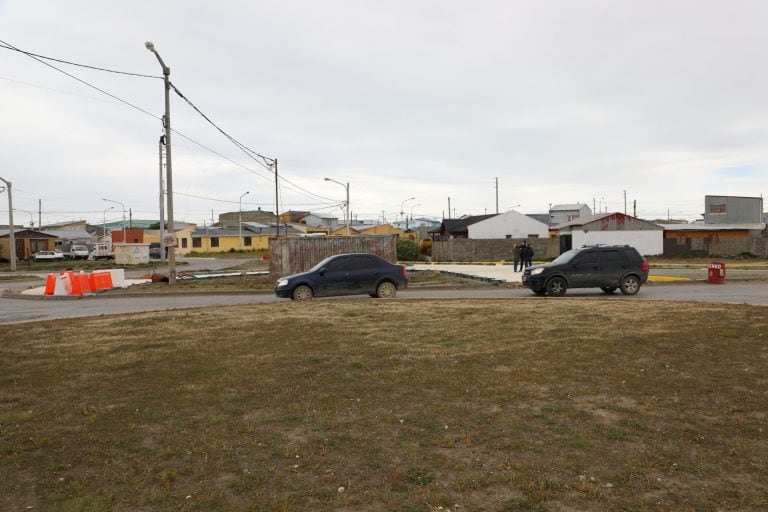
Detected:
[401,265,408,278]
[641,260,649,273]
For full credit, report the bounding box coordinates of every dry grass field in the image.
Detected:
[1,299,767,511]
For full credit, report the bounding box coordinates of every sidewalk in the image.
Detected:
[411,263,524,283]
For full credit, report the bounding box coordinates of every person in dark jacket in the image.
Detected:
[523,242,534,267]
[513,243,523,272]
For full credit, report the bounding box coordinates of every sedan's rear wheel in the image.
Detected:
[375,281,397,298]
[620,275,641,295]
[291,285,313,301]
[601,286,617,294]
[546,277,567,297]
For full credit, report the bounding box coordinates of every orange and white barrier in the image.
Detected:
[89,271,114,291]
[44,269,120,296]
[43,273,68,296]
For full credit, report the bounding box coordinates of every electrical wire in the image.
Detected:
[0,40,161,79]
[4,39,343,207]
[169,82,340,203]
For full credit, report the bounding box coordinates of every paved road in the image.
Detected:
[2,282,767,325]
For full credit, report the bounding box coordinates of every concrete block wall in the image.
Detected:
[432,238,559,262]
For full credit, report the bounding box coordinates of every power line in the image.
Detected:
[0,40,161,79]
[4,39,339,206]
[169,82,339,203]
[2,39,161,120]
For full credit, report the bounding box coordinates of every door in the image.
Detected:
[348,255,378,294]
[315,255,351,296]
[598,249,626,286]
[568,250,600,287]
[15,239,26,259]
[560,234,572,254]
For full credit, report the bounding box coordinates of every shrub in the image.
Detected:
[396,239,419,261]
[419,240,432,256]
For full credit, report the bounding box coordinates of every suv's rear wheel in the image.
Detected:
[546,277,567,297]
[601,286,617,294]
[619,275,641,295]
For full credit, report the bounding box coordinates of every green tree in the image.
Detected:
[396,238,419,261]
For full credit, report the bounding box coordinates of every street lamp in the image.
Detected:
[102,198,126,243]
[239,191,249,250]
[324,178,350,236]
[145,41,176,284]
[507,204,521,211]
[13,209,34,227]
[1,176,16,271]
[400,197,415,224]
[103,206,114,243]
[409,203,421,230]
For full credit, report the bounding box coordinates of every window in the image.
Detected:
[325,257,348,272]
[210,237,219,248]
[244,236,252,247]
[709,204,726,214]
[30,239,47,252]
[601,250,623,263]
[192,238,202,248]
[575,251,599,265]
[350,255,374,270]
[181,238,188,248]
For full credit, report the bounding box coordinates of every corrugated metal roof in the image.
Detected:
[550,203,589,211]
[553,212,663,231]
[658,223,765,231]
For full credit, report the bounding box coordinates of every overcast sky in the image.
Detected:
[1,1,766,228]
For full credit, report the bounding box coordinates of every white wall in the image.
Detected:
[469,211,549,239]
[571,230,663,255]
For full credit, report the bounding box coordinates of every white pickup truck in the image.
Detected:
[64,244,90,260]
[89,243,114,260]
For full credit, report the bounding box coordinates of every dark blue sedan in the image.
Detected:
[275,253,408,301]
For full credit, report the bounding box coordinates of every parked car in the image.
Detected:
[522,245,649,297]
[34,250,61,261]
[275,253,408,301]
[149,243,162,259]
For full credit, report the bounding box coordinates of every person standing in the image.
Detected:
[523,242,535,267]
[513,242,523,272]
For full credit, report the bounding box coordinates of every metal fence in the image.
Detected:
[269,235,398,278]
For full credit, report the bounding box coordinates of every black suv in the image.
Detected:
[522,245,649,297]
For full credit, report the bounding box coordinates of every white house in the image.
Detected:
[549,203,592,226]
[552,212,664,255]
[468,210,549,239]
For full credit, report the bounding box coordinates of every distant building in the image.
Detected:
[549,204,592,226]
[221,208,276,228]
[704,195,763,224]
[468,210,549,239]
[551,212,663,255]
[431,214,497,240]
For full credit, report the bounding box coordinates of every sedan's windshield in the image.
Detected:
[550,249,579,265]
